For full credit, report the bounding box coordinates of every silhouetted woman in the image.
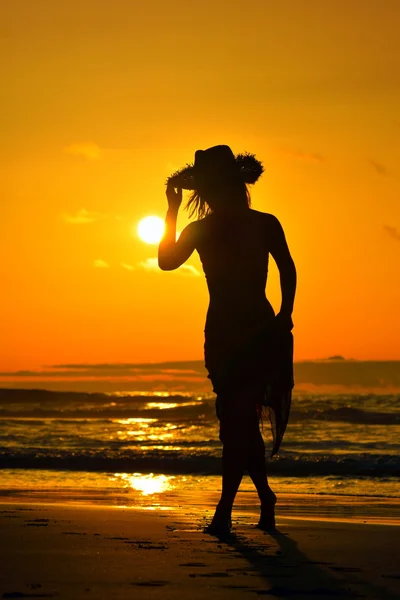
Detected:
[159,145,296,534]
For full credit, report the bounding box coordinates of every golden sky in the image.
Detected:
[1,0,400,371]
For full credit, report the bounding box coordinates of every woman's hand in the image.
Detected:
[166,182,182,212]
[275,311,294,332]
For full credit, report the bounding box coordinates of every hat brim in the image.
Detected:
[167,153,264,190]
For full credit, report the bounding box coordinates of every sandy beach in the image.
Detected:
[1,501,399,600]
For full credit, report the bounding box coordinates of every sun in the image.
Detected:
[136,216,165,244]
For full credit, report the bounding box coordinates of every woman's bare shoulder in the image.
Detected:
[192,214,214,230]
[249,209,280,226]
[185,215,213,244]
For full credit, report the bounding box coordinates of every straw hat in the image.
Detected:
[167,145,264,190]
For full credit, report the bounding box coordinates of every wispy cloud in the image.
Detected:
[2,360,400,394]
[93,259,109,268]
[139,258,159,271]
[139,257,200,276]
[61,208,105,224]
[64,142,102,160]
[0,361,210,392]
[121,262,135,271]
[279,147,325,163]
[369,159,388,176]
[179,264,201,276]
[49,361,206,376]
[383,225,400,242]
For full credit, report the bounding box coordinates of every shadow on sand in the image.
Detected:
[211,526,398,599]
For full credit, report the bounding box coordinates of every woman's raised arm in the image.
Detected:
[158,183,197,270]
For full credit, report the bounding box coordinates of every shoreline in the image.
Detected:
[1,489,399,527]
[1,500,400,528]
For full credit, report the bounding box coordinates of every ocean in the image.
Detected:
[0,388,399,520]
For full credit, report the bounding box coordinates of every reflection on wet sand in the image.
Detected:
[113,472,176,496]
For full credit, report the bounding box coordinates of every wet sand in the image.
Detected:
[0,502,399,599]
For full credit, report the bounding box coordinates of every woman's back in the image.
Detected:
[195,208,276,332]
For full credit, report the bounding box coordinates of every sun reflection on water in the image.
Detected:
[112,417,182,443]
[114,472,175,495]
[110,391,197,398]
[115,418,157,425]
[144,401,199,410]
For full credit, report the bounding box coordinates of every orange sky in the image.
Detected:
[1,0,400,371]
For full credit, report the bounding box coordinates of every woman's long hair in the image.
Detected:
[185,178,251,220]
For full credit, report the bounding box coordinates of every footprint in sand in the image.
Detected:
[254,586,348,596]
[124,541,167,550]
[330,566,362,573]
[131,581,169,587]
[219,584,255,590]
[189,572,231,578]
[24,519,50,527]
[2,592,56,598]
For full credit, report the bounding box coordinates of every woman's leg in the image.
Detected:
[206,391,251,532]
[247,421,276,529]
[219,419,247,511]
[247,417,276,503]
[246,402,277,529]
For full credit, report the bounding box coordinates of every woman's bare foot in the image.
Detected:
[203,503,232,535]
[256,490,277,531]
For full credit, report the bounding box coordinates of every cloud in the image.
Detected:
[49,361,206,376]
[121,262,135,271]
[0,362,205,378]
[178,264,201,276]
[383,225,400,242]
[2,360,400,394]
[93,259,109,268]
[139,257,200,276]
[64,142,102,160]
[279,147,325,163]
[369,159,388,175]
[61,208,105,224]
[139,257,159,271]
